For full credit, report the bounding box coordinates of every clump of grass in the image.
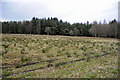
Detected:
[116,42,120,46]
[65,52,71,57]
[54,43,57,46]
[47,63,53,67]
[55,62,66,67]
[62,48,65,51]
[111,44,113,46]
[21,56,30,62]
[90,52,95,54]
[94,54,100,58]
[86,54,91,62]
[42,48,49,53]
[42,49,45,53]
[47,58,54,63]
[21,57,29,62]
[111,47,114,49]
[37,56,42,61]
[57,50,61,56]
[83,52,87,56]
[21,49,25,54]
[25,44,28,47]
[14,43,16,46]
[3,69,13,76]
[81,47,86,51]
[73,51,76,54]
[26,72,32,76]
[2,44,9,55]
[45,41,49,44]
[47,53,54,57]
[58,50,61,53]
[81,47,84,50]
[15,64,21,68]
[2,44,9,48]
[75,54,79,58]
[2,49,8,55]
[90,75,95,78]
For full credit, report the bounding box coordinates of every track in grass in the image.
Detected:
[3,51,113,78]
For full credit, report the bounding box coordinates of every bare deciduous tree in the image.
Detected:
[69,30,74,36]
[45,27,51,35]
[89,21,98,37]
[73,28,79,36]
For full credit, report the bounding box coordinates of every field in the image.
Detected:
[1,34,120,78]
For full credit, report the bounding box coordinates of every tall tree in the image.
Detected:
[28,22,32,34]
[109,19,117,38]
[118,22,120,39]
[89,21,98,37]
[36,20,41,34]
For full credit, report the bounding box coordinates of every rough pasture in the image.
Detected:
[2,34,119,78]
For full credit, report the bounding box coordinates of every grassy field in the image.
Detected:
[1,34,119,78]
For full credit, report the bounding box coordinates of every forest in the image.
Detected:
[1,17,120,39]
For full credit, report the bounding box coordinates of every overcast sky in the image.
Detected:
[1,0,119,24]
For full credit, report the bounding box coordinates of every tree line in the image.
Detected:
[2,17,120,39]
[89,19,120,38]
